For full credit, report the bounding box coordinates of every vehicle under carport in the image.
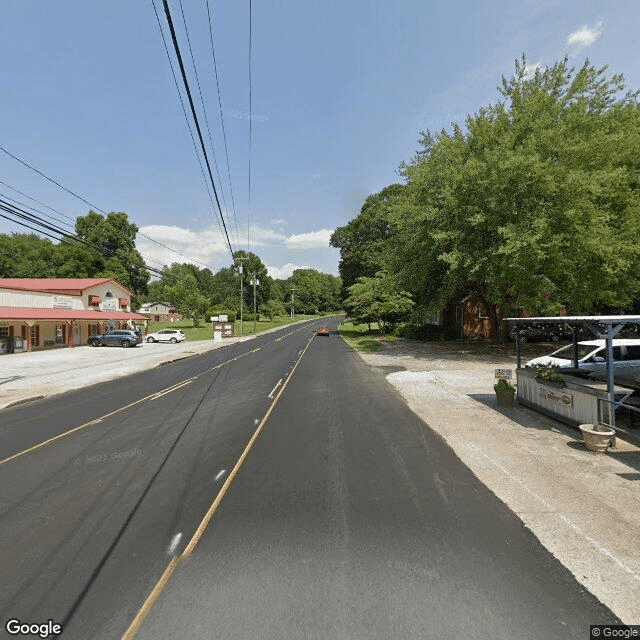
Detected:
[506,315,640,446]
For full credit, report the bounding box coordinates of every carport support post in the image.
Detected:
[572,326,579,369]
[604,322,619,446]
[515,323,522,369]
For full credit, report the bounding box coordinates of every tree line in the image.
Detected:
[0,211,342,324]
[331,56,640,338]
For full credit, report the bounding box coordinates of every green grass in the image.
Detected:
[338,321,381,353]
[147,315,328,341]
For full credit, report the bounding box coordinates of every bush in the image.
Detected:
[242,312,260,322]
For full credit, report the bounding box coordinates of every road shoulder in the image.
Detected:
[356,339,640,624]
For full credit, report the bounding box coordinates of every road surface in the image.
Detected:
[0,317,619,639]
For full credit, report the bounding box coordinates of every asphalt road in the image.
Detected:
[0,317,620,639]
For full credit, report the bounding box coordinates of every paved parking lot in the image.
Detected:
[0,337,249,410]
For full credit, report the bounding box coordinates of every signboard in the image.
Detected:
[538,387,573,407]
[52,295,72,309]
[102,298,117,311]
[494,369,512,380]
[213,322,235,337]
[218,314,228,322]
[213,330,222,343]
[210,316,219,322]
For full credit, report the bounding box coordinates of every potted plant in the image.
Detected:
[579,423,615,453]
[494,379,516,406]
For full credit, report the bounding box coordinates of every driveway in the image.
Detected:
[357,337,640,624]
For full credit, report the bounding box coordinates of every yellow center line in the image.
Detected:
[120,333,316,638]
[0,343,271,466]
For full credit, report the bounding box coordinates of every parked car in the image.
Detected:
[510,323,573,343]
[526,339,640,381]
[145,329,186,343]
[88,330,143,348]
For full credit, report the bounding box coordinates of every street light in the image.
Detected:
[290,287,298,319]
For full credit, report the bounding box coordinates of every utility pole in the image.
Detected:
[236,257,249,337]
[290,287,298,319]
[251,273,259,334]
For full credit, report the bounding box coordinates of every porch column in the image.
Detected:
[23,322,32,352]
[67,321,74,348]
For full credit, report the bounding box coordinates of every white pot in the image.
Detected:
[579,423,615,453]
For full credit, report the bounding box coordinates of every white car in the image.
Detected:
[526,339,640,380]
[145,329,186,344]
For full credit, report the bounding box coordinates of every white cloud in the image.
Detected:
[244,224,287,246]
[311,173,321,179]
[266,263,308,280]
[524,61,544,80]
[270,218,287,226]
[284,228,333,250]
[567,22,602,51]
[137,224,228,271]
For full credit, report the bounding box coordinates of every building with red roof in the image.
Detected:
[0,278,148,353]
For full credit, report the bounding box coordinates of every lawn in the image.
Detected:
[146,315,328,341]
[338,321,381,353]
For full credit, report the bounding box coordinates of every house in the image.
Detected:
[137,301,182,323]
[439,294,529,340]
[0,278,148,353]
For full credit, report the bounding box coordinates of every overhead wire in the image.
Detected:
[160,0,235,260]
[205,0,241,252]
[177,0,233,245]
[0,144,222,271]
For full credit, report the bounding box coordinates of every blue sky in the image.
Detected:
[1,1,639,279]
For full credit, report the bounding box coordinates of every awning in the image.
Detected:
[0,308,148,321]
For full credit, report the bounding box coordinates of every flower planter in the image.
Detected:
[538,379,565,389]
[579,423,615,453]
[495,389,515,407]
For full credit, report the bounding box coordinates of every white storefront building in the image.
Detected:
[0,278,148,353]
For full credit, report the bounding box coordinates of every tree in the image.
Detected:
[344,272,413,335]
[233,250,272,312]
[260,299,286,320]
[392,55,640,338]
[72,210,150,295]
[0,233,59,277]
[164,273,209,327]
[330,184,405,298]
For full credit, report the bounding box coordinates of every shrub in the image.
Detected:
[494,379,515,392]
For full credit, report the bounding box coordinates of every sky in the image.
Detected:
[1,1,639,280]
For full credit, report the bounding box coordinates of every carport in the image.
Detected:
[505,315,640,441]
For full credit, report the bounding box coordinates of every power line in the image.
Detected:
[160,0,235,259]
[177,0,232,243]
[205,0,240,251]
[0,145,107,214]
[0,145,222,271]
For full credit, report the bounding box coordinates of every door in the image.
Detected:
[73,323,81,346]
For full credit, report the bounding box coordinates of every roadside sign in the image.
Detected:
[213,330,222,343]
[494,369,512,380]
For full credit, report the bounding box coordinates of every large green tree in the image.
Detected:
[71,211,150,295]
[392,56,640,337]
[330,184,404,298]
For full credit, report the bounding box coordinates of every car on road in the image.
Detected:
[317,327,330,336]
[88,330,143,348]
[145,329,187,343]
[526,339,640,380]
